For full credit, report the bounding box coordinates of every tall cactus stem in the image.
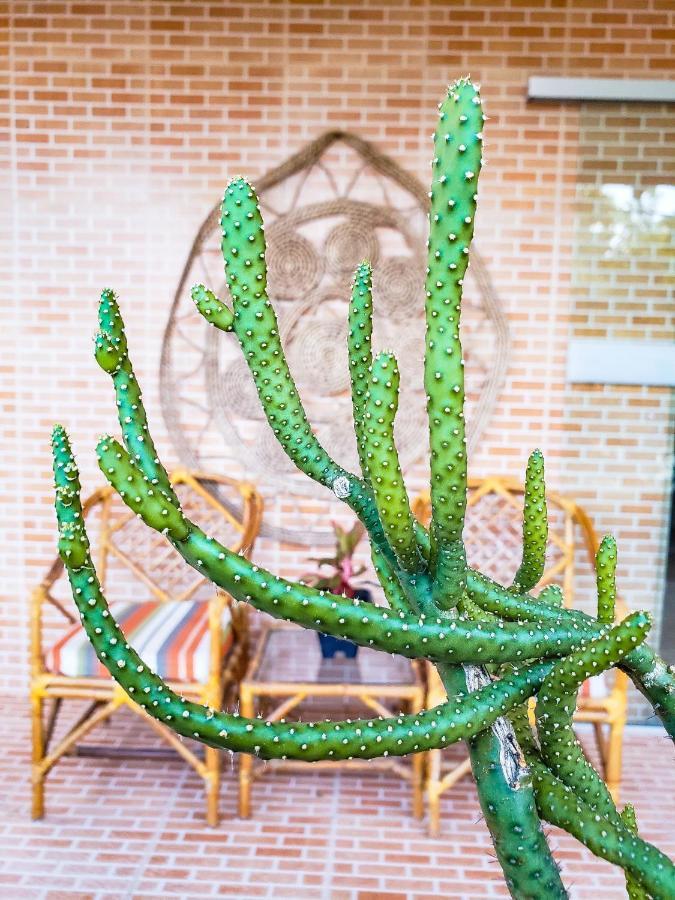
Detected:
[596,534,618,625]
[513,449,548,592]
[94,289,178,505]
[438,662,568,899]
[425,77,482,566]
[362,351,425,573]
[348,261,375,480]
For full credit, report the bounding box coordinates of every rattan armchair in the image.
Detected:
[413,477,630,836]
[30,469,263,826]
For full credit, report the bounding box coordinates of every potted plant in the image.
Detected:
[302,521,372,658]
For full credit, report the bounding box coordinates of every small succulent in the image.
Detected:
[302,521,367,598]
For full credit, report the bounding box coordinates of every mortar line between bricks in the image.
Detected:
[321,770,342,900]
[120,764,189,899]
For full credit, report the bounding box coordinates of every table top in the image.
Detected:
[244,624,420,689]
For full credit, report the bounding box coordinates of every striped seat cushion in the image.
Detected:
[45,599,234,683]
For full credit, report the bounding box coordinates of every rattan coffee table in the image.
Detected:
[238,621,426,819]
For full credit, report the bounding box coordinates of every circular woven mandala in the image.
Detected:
[374,256,425,319]
[217,358,261,420]
[324,219,380,280]
[285,306,350,396]
[266,225,323,299]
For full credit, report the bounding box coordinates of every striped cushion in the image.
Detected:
[45,599,233,683]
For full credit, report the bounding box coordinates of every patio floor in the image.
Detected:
[1,693,673,900]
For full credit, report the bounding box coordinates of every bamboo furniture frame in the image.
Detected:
[238,621,426,819]
[30,469,263,826]
[412,476,630,836]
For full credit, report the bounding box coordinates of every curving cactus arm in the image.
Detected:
[361,352,425,574]
[531,761,675,898]
[468,568,675,740]
[54,425,558,762]
[196,178,395,564]
[536,613,650,826]
[619,644,675,740]
[513,449,548,592]
[93,427,600,666]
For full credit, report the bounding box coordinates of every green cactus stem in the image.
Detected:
[468,569,675,740]
[620,805,650,900]
[348,261,375,479]
[425,78,481,555]
[538,583,563,607]
[362,352,425,574]
[467,569,595,630]
[596,534,618,624]
[369,534,415,614]
[532,761,675,898]
[458,593,500,624]
[191,283,234,331]
[94,289,178,506]
[513,450,548,592]
[438,661,568,899]
[619,644,675,741]
[214,178,393,554]
[536,613,650,825]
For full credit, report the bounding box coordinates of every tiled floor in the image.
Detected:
[1,694,673,899]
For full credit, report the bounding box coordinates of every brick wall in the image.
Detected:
[3,1,674,716]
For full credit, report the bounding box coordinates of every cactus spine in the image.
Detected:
[53,77,675,899]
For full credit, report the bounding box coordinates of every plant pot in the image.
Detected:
[317,589,371,659]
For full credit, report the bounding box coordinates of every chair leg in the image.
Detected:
[205,746,220,827]
[592,721,608,762]
[238,687,254,818]
[605,718,625,804]
[412,751,425,820]
[31,694,45,820]
[427,748,441,837]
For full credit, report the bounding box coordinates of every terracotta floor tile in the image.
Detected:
[1,695,673,899]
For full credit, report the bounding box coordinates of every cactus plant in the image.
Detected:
[52,77,675,898]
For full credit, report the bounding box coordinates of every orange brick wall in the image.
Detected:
[3,1,674,716]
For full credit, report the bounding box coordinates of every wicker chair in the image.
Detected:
[412,477,630,836]
[30,469,263,826]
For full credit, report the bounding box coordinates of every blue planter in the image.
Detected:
[317,589,371,659]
